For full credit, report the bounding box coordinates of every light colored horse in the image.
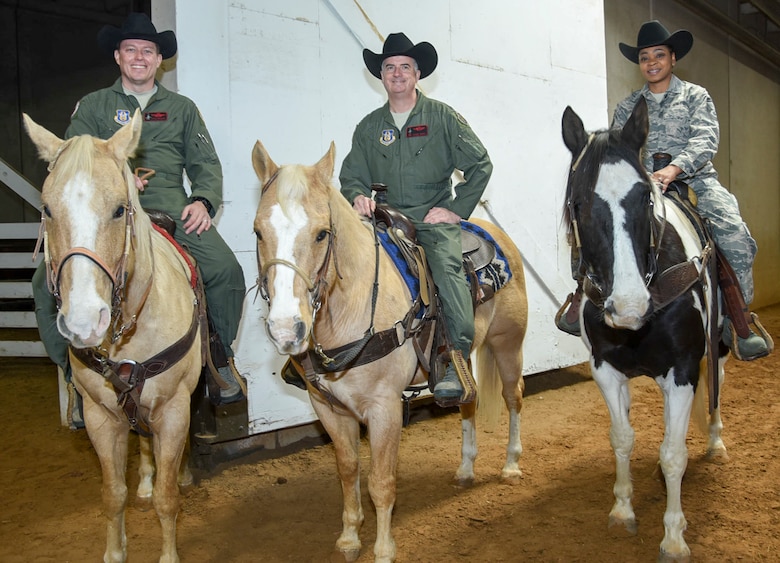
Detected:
[25,111,201,563]
[561,98,728,562]
[251,139,528,562]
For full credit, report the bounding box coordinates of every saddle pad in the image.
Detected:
[377,221,512,307]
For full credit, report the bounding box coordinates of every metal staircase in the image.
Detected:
[0,158,45,357]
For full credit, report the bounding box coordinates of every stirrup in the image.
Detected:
[723,313,774,361]
[554,293,581,336]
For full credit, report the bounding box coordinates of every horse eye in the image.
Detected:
[43,205,52,218]
[113,206,125,219]
[316,230,329,243]
[255,230,263,242]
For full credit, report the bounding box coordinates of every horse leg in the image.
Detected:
[178,436,195,495]
[456,400,478,486]
[150,394,191,563]
[706,359,728,461]
[493,339,525,483]
[313,401,364,561]
[81,395,130,563]
[135,435,155,512]
[591,360,637,533]
[365,398,403,563]
[656,376,695,562]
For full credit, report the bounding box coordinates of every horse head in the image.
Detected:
[561,98,661,330]
[24,110,143,347]
[252,139,338,355]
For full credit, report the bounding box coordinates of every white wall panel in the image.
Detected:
[168,0,606,433]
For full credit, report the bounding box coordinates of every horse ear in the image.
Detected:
[106,108,143,161]
[23,113,65,164]
[252,139,279,185]
[314,141,336,182]
[620,97,649,153]
[561,106,588,156]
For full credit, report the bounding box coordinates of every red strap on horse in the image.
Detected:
[150,222,198,289]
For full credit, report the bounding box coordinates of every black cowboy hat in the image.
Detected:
[363,32,438,79]
[97,12,177,60]
[619,20,693,64]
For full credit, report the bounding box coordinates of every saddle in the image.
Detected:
[282,194,513,408]
[145,210,240,406]
[656,171,772,358]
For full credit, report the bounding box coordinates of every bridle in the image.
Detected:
[255,169,381,370]
[35,171,153,345]
[567,135,665,306]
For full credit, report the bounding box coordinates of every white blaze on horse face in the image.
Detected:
[595,160,651,330]
[265,201,310,352]
[57,171,113,346]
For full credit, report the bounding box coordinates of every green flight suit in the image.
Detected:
[340,91,493,355]
[32,79,245,370]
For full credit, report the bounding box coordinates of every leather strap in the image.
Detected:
[71,303,201,436]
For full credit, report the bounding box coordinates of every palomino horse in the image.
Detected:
[251,140,528,562]
[561,98,728,562]
[25,111,201,563]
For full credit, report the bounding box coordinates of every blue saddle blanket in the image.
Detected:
[377,221,512,304]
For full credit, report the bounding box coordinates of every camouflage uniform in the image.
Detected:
[612,74,757,302]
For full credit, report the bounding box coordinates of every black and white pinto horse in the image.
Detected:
[561,98,728,562]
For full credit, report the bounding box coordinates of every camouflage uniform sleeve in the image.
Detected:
[672,86,719,176]
[611,92,641,130]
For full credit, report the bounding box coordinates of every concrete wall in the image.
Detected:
[158,0,606,434]
[604,0,780,308]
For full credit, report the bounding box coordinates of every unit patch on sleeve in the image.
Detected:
[144,112,168,121]
[406,125,428,138]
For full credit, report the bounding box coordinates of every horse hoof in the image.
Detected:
[658,548,691,563]
[501,469,523,485]
[608,515,638,535]
[134,495,153,512]
[706,447,729,464]
[178,481,195,496]
[332,548,360,562]
[454,475,475,488]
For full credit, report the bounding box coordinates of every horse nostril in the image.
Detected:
[294,320,306,341]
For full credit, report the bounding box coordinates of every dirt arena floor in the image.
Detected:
[1,303,778,562]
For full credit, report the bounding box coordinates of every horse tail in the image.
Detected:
[691,356,710,435]
[475,344,503,432]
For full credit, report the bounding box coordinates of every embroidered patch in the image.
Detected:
[380,129,396,146]
[144,111,168,121]
[406,125,428,137]
[114,110,131,125]
[455,112,469,125]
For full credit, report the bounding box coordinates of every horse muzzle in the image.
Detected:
[265,316,309,355]
[603,296,653,331]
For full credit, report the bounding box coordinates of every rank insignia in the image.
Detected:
[380,129,396,146]
[114,110,131,125]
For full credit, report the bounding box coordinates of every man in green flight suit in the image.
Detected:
[31,13,246,404]
[340,33,493,406]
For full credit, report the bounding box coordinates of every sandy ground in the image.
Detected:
[1,304,778,563]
